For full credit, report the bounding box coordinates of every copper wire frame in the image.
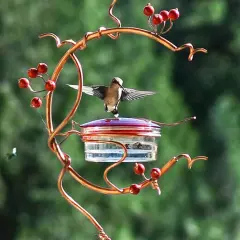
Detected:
[27,1,208,239]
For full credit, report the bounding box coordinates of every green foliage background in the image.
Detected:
[0,0,240,239]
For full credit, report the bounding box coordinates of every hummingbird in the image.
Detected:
[67,77,156,117]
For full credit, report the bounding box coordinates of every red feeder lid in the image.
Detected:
[80,118,161,137]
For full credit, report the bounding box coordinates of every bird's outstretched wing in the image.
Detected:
[121,88,156,101]
[67,84,107,100]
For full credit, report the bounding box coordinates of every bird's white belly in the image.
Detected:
[106,105,115,112]
[104,87,122,112]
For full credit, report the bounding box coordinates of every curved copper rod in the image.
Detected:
[138,116,196,127]
[40,28,207,174]
[39,33,76,46]
[69,153,207,194]
[85,139,128,193]
[39,9,208,238]
[57,165,104,232]
[41,26,207,157]
[54,128,208,195]
[21,1,208,239]
[108,0,121,39]
[39,34,83,160]
[39,32,208,196]
[160,154,208,175]
[41,27,207,156]
[37,34,125,195]
[58,164,111,240]
[50,118,208,196]
[68,27,207,61]
[39,27,207,94]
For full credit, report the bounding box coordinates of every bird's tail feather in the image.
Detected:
[66,84,79,90]
[67,84,94,96]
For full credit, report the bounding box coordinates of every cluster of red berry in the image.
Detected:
[143,3,180,27]
[129,163,161,195]
[18,63,56,108]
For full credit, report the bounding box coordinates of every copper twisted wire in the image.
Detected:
[108,0,121,39]
[83,139,128,193]
[98,229,111,240]
[138,116,196,127]
[38,32,205,196]
[57,162,104,233]
[54,125,208,195]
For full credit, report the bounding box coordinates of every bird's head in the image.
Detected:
[111,77,123,88]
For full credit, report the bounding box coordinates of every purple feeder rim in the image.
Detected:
[80,118,160,128]
[80,118,161,137]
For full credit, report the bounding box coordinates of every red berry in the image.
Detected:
[130,184,141,195]
[45,80,56,91]
[134,163,145,175]
[37,63,48,74]
[143,3,155,16]
[150,168,161,180]
[160,10,169,21]
[31,97,42,108]
[152,14,163,25]
[18,78,30,88]
[28,68,38,78]
[169,8,180,21]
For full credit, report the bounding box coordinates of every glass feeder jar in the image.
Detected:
[80,118,161,162]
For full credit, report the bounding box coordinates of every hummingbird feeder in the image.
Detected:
[18,1,208,239]
[81,118,161,162]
